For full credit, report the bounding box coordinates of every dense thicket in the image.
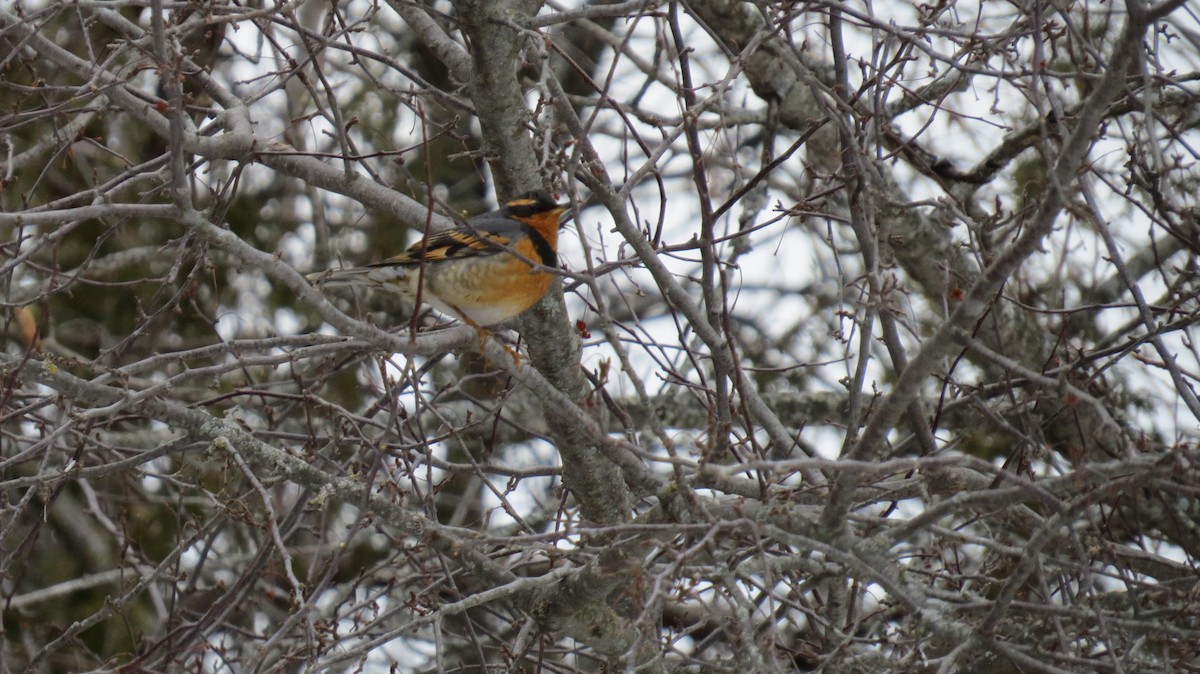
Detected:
[2,1,1198,671]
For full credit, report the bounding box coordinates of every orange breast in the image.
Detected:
[424,238,554,325]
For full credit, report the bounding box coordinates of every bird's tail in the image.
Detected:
[307,267,376,288]
[307,265,412,290]
[307,266,362,284]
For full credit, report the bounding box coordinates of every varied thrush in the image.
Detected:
[308,190,568,327]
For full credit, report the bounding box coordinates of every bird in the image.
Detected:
[307,190,569,327]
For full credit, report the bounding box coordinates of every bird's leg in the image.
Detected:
[453,311,523,366]
[450,310,502,362]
